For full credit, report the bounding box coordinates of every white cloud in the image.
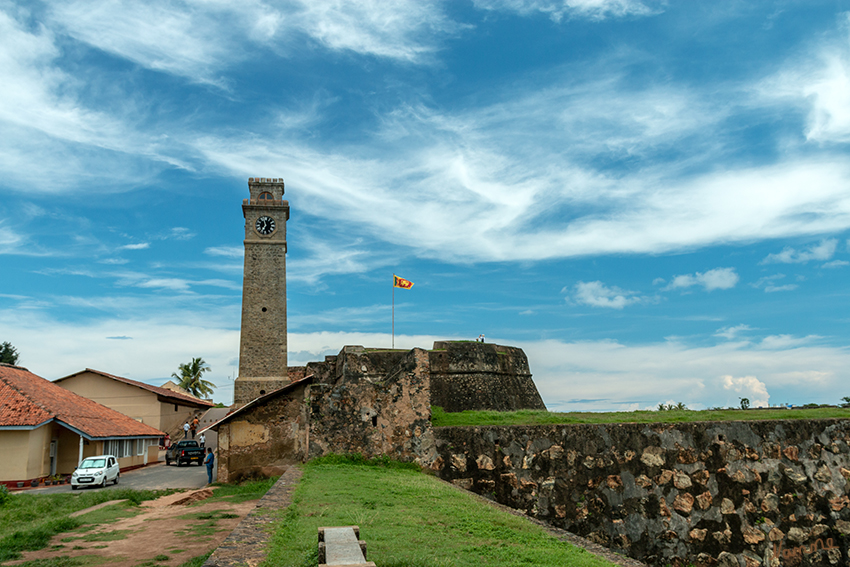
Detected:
[571,280,643,309]
[664,267,739,292]
[751,274,799,293]
[204,246,243,258]
[762,238,837,264]
[715,324,752,340]
[520,335,849,412]
[721,375,769,408]
[764,284,798,293]
[120,243,150,251]
[759,14,850,144]
[47,0,463,82]
[823,259,849,268]
[473,0,661,22]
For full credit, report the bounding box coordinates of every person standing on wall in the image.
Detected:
[204,448,215,484]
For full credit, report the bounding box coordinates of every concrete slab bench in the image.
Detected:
[317,526,376,567]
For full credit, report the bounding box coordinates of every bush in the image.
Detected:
[0,485,10,507]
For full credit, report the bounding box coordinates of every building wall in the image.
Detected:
[159,400,202,440]
[217,383,309,483]
[0,429,37,480]
[27,424,50,479]
[57,372,161,427]
[433,420,850,567]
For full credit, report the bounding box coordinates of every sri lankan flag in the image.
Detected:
[393,274,414,289]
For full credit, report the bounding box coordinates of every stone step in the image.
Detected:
[318,526,376,567]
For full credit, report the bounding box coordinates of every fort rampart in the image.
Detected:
[432,419,850,567]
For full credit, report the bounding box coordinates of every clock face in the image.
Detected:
[255,216,276,235]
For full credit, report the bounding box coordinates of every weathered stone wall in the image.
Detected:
[216,383,309,483]
[307,346,435,463]
[433,420,850,567]
[429,341,546,413]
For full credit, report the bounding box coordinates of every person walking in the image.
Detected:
[199,433,206,449]
[203,448,215,484]
[182,421,190,439]
[190,419,197,439]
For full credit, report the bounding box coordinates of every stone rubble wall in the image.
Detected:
[432,420,850,567]
[307,347,435,464]
[429,341,546,413]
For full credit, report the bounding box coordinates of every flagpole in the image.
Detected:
[392,274,395,349]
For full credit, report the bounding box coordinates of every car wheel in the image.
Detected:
[166,457,171,466]
[177,460,184,467]
[71,485,78,491]
[100,477,106,488]
[114,474,119,485]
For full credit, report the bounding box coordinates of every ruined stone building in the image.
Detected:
[211,178,545,481]
[212,340,546,482]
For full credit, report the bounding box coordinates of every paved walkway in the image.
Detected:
[202,467,302,567]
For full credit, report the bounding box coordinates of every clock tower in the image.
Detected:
[234,177,290,406]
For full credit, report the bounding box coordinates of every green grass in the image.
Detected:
[61,530,132,543]
[8,555,109,567]
[262,455,617,567]
[177,551,213,567]
[203,477,279,504]
[0,489,173,562]
[431,405,850,427]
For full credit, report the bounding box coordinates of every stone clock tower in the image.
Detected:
[234,177,290,406]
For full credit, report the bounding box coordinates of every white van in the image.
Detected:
[70,455,120,489]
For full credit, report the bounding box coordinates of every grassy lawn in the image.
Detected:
[263,455,618,567]
[0,488,174,563]
[431,405,850,427]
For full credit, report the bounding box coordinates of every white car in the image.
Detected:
[70,455,120,489]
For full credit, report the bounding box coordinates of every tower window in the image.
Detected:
[258,192,274,200]
[262,307,267,312]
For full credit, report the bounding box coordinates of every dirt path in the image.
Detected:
[9,489,259,567]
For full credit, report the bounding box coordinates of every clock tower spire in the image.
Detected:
[234,177,290,406]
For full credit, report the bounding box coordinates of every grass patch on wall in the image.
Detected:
[431,406,850,427]
[262,455,617,567]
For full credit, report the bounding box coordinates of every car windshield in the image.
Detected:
[80,458,105,468]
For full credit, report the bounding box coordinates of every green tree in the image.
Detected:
[172,357,216,399]
[841,396,850,408]
[740,397,750,410]
[0,342,19,365]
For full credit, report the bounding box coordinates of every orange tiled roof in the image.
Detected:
[0,363,164,438]
[56,369,214,408]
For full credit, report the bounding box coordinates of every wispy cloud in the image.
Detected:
[570,280,644,309]
[204,246,243,258]
[761,238,837,264]
[119,243,150,251]
[47,0,464,84]
[715,324,752,340]
[473,0,662,22]
[750,273,798,293]
[664,267,739,292]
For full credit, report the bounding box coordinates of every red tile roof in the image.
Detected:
[0,363,164,438]
[56,369,214,408]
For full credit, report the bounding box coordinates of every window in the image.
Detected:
[258,192,274,200]
[136,439,146,455]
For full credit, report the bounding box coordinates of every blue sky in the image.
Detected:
[1,0,849,410]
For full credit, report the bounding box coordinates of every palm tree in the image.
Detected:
[172,357,216,399]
